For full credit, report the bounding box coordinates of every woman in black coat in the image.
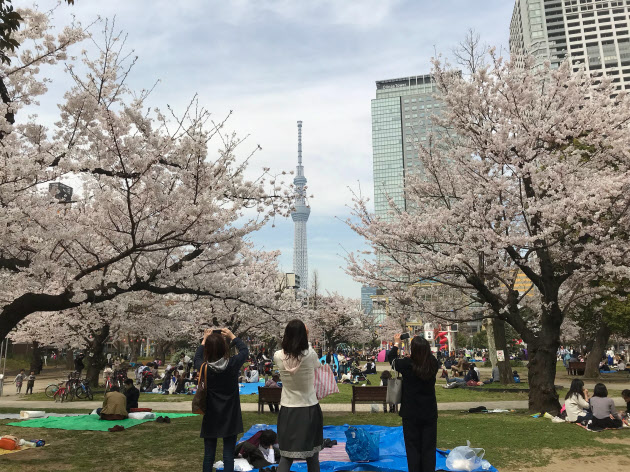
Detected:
[387,335,439,472]
[194,328,249,472]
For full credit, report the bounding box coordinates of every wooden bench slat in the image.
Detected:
[351,386,398,414]
[257,387,282,414]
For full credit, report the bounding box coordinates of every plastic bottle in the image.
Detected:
[18,439,36,448]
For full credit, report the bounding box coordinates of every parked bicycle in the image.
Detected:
[52,382,69,402]
[74,378,94,400]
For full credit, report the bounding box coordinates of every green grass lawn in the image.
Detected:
[20,377,530,404]
[1,408,629,471]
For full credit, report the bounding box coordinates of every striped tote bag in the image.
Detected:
[313,364,339,400]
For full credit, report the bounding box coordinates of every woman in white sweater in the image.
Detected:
[564,379,590,423]
[274,319,323,472]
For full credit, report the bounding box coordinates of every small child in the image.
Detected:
[25,371,36,395]
[14,369,26,394]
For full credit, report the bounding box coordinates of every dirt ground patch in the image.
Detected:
[594,436,630,446]
[519,454,630,471]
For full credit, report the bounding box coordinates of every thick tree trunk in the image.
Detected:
[527,339,560,415]
[129,335,141,363]
[155,340,173,364]
[85,325,110,387]
[584,322,611,378]
[65,350,75,370]
[486,319,513,384]
[29,341,43,374]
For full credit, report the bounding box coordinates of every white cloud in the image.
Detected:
[29,0,514,296]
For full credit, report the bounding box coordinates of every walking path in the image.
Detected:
[0,398,626,412]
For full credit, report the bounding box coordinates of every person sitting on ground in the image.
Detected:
[97,385,128,420]
[620,389,630,419]
[564,379,590,423]
[599,358,611,372]
[264,373,281,413]
[237,429,281,469]
[483,366,501,384]
[361,359,377,375]
[589,383,623,429]
[246,365,260,383]
[464,364,480,385]
[123,378,140,412]
[451,355,467,377]
[161,366,173,394]
[340,371,353,383]
[617,357,627,371]
[175,369,186,394]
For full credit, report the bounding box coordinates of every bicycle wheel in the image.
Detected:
[86,386,93,401]
[45,384,59,398]
[75,386,85,399]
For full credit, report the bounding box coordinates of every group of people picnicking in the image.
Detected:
[559,345,630,372]
[563,379,630,431]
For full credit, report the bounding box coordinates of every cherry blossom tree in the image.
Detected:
[0,10,294,342]
[308,293,367,351]
[347,53,630,413]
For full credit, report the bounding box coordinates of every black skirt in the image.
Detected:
[277,404,324,458]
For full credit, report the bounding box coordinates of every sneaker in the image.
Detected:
[155,416,164,423]
[163,416,171,424]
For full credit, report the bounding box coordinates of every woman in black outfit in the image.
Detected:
[387,334,439,472]
[194,328,249,472]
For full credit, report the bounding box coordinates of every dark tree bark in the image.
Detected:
[155,340,173,364]
[128,336,141,363]
[29,341,43,374]
[526,338,560,415]
[584,322,611,378]
[85,325,110,387]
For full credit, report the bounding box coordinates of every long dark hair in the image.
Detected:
[410,336,435,380]
[204,333,229,363]
[565,378,585,400]
[281,319,309,359]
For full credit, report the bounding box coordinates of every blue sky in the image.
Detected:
[39,0,514,297]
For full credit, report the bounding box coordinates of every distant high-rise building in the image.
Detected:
[510,0,630,92]
[360,286,378,314]
[371,75,442,219]
[291,121,310,295]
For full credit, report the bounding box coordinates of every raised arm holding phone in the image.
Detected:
[387,333,439,472]
[193,327,249,472]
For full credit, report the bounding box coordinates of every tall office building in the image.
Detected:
[360,286,378,314]
[291,121,310,295]
[371,75,442,219]
[510,0,630,91]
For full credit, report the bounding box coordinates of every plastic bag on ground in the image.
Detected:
[445,440,486,471]
[345,426,380,462]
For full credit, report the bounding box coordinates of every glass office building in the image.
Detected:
[511,0,630,92]
[360,286,378,314]
[371,75,441,219]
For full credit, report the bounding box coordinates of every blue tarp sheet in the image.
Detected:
[238,424,499,472]
[239,381,265,395]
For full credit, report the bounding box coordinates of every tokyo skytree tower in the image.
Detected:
[291,121,310,295]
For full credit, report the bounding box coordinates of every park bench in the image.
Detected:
[351,386,398,414]
[257,387,282,414]
[567,361,586,376]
